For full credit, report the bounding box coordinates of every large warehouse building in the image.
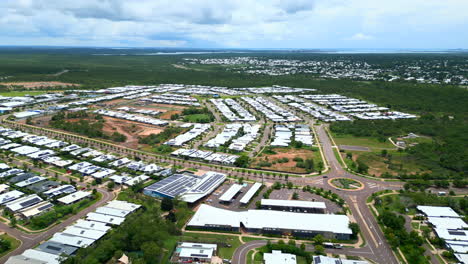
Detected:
[261,199,326,214]
[187,204,352,239]
[143,172,226,203]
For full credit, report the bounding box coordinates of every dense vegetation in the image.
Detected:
[181,107,215,123]
[1,50,466,115]
[29,193,99,229]
[138,126,186,145]
[378,210,428,264]
[331,114,467,179]
[49,111,127,142]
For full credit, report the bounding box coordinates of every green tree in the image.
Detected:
[161,197,174,211]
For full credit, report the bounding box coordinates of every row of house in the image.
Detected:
[300,94,417,120]
[171,148,238,165]
[165,124,210,146]
[6,200,141,264]
[210,98,256,122]
[141,93,201,106]
[281,95,350,122]
[0,126,158,187]
[417,206,468,263]
[93,109,168,126]
[0,164,88,220]
[242,96,301,122]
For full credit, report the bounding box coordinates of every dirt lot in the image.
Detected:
[252,147,321,173]
[0,81,79,88]
[101,116,163,148]
[31,114,164,149]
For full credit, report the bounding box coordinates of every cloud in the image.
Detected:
[0,0,467,48]
[347,33,374,41]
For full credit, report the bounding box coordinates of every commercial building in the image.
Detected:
[219,184,243,203]
[144,172,226,203]
[261,199,326,214]
[187,204,352,239]
[240,182,262,205]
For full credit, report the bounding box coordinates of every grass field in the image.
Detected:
[182,113,212,123]
[0,90,61,96]
[345,149,430,177]
[332,133,395,150]
[0,234,21,257]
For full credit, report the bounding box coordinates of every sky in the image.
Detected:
[1,0,467,49]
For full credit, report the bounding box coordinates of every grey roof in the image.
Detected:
[27,181,60,193]
[8,173,35,183]
[5,255,47,264]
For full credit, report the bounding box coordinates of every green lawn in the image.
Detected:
[0,90,61,97]
[0,234,21,257]
[182,113,212,123]
[332,133,395,150]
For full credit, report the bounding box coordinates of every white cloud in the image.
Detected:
[0,0,466,48]
[347,33,374,41]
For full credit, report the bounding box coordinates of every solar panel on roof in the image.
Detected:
[448,230,465,236]
[46,245,61,251]
[20,197,41,207]
[38,203,53,211]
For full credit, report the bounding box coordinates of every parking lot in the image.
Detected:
[204,181,342,214]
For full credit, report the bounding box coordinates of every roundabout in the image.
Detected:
[328,177,365,191]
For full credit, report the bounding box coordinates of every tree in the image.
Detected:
[381,149,388,157]
[234,154,250,168]
[0,239,11,253]
[292,192,299,200]
[357,161,369,174]
[255,200,261,209]
[313,234,324,245]
[141,241,162,264]
[107,181,115,191]
[349,222,360,239]
[161,197,174,211]
[314,245,325,255]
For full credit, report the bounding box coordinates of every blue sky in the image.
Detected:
[1,0,467,49]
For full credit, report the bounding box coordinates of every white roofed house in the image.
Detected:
[264,250,296,264]
[5,194,43,213]
[57,191,91,205]
[171,242,217,263]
